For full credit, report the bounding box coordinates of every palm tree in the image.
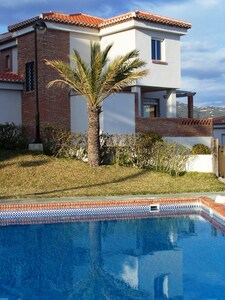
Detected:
[46,42,148,166]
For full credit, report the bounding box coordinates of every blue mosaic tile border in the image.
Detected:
[0,202,202,222]
[160,202,201,212]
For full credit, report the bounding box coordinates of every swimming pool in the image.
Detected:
[0,196,225,299]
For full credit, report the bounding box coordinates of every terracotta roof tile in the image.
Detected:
[100,11,191,29]
[43,12,104,27]
[136,10,191,28]
[0,32,13,42]
[8,10,191,32]
[0,73,23,83]
[8,16,40,32]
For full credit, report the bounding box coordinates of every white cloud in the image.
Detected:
[196,0,220,6]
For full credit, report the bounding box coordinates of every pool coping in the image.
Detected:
[0,195,224,217]
[1,194,225,232]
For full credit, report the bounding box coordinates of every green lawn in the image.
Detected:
[0,150,225,200]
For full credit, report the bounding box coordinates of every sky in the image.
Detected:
[0,0,225,107]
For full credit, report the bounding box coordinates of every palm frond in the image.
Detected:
[46,43,148,108]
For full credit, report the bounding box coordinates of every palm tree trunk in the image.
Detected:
[88,106,101,166]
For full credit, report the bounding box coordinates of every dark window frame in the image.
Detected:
[25,62,35,92]
[151,38,162,61]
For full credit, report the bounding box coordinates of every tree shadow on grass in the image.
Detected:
[0,150,50,169]
[28,169,148,196]
[2,168,149,199]
[19,160,50,167]
[0,149,29,162]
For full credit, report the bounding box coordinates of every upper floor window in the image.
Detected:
[5,55,11,70]
[25,62,35,92]
[151,38,162,61]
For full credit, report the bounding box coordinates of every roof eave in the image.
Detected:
[8,16,40,32]
[43,17,100,29]
[99,15,191,29]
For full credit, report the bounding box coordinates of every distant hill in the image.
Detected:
[176,101,225,118]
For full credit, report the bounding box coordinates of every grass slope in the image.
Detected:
[0,150,225,200]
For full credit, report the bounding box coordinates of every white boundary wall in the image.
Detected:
[185,155,213,173]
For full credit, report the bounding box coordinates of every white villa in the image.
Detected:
[0,10,213,148]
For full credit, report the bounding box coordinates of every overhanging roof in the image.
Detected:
[176,90,196,98]
[0,73,23,83]
[8,10,192,32]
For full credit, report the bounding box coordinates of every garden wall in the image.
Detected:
[185,155,213,173]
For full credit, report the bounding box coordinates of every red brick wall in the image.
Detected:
[17,29,70,140]
[135,95,213,137]
[136,117,213,137]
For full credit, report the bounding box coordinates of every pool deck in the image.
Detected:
[1,192,225,218]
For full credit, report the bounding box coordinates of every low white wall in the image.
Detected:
[185,155,213,173]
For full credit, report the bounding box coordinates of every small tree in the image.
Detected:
[46,42,148,166]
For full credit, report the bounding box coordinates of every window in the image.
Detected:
[25,62,35,91]
[5,55,10,70]
[151,38,161,61]
[143,99,159,118]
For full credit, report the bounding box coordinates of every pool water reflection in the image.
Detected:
[0,215,225,299]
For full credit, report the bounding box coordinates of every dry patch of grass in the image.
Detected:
[0,150,225,199]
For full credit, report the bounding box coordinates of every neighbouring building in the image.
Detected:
[0,10,213,147]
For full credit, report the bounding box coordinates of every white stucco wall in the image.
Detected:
[0,89,22,125]
[102,93,135,134]
[70,95,88,133]
[100,29,136,59]
[166,89,177,117]
[70,31,99,62]
[135,29,181,88]
[100,27,181,90]
[70,92,135,134]
[186,155,213,173]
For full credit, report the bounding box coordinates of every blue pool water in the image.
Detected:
[0,215,225,299]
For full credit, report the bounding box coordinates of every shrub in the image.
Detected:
[100,133,136,166]
[0,122,28,150]
[191,144,211,155]
[100,131,162,168]
[151,141,190,176]
[42,127,190,176]
[135,132,162,168]
[42,125,87,160]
